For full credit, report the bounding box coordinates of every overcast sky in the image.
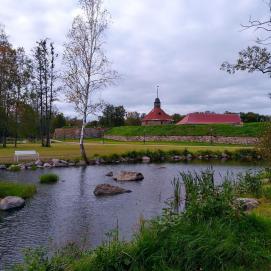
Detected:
[1,0,271,117]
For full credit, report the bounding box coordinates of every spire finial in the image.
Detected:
[156,85,159,98]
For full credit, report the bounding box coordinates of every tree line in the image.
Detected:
[0,26,60,148]
[53,104,271,130]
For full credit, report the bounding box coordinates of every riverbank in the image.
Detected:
[0,141,253,163]
[0,148,262,171]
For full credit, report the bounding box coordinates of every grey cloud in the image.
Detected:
[1,0,271,117]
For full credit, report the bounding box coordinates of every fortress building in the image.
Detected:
[177,112,242,125]
[141,87,173,126]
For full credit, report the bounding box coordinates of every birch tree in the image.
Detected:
[63,0,117,164]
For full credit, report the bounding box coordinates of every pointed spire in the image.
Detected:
[154,85,161,108]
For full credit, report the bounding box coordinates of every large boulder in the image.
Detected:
[106,171,113,177]
[94,184,131,196]
[0,196,25,211]
[52,159,68,167]
[235,198,259,211]
[113,171,144,182]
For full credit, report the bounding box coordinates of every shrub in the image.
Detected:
[0,181,36,198]
[263,186,271,200]
[30,165,37,171]
[236,171,263,197]
[39,173,59,184]
[180,168,237,220]
[8,165,21,172]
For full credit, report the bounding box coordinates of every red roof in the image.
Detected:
[143,107,173,121]
[177,113,242,125]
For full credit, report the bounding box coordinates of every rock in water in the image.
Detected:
[105,171,113,177]
[142,156,151,163]
[235,198,259,211]
[0,196,25,211]
[113,171,144,181]
[94,184,131,196]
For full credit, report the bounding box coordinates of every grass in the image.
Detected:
[106,122,265,137]
[0,141,252,163]
[39,173,59,184]
[0,181,36,198]
[58,138,247,147]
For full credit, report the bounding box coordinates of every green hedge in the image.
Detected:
[106,123,265,137]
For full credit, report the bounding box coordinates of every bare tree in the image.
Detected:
[63,0,117,164]
[221,1,271,77]
[33,39,58,147]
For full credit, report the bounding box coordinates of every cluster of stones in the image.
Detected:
[100,153,261,164]
[94,171,144,196]
[0,159,92,171]
[0,152,262,171]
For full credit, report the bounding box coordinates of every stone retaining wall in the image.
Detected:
[105,135,258,145]
[54,128,107,139]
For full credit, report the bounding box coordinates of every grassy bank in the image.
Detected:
[0,181,36,198]
[13,169,271,271]
[106,122,264,137]
[0,142,251,163]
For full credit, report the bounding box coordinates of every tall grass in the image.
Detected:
[0,181,36,198]
[39,173,59,184]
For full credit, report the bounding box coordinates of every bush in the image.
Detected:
[8,165,21,172]
[39,173,59,184]
[236,171,263,197]
[0,181,36,198]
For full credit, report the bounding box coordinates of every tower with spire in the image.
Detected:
[141,86,173,126]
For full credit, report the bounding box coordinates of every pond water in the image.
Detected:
[0,162,261,270]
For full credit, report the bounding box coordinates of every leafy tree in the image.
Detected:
[240,112,270,123]
[52,113,66,130]
[17,103,39,140]
[171,113,184,124]
[125,111,141,126]
[86,120,99,127]
[0,25,17,147]
[63,0,118,164]
[99,104,125,127]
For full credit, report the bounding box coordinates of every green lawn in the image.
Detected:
[58,138,246,147]
[0,141,251,163]
[106,122,265,137]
